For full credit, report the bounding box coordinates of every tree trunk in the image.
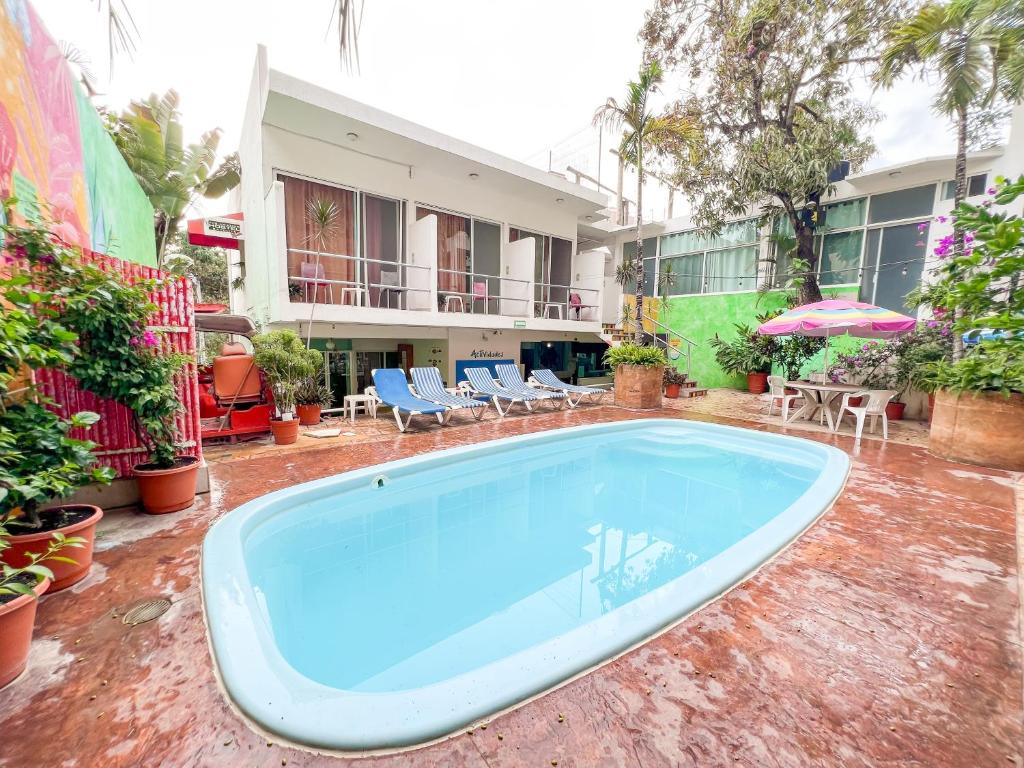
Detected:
[951,103,968,361]
[634,142,645,345]
[795,222,823,305]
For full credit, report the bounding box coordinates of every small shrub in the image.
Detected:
[604,344,667,369]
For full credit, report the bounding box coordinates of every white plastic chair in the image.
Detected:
[766,375,800,420]
[833,389,897,440]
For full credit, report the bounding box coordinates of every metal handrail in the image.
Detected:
[287,247,430,272]
[642,309,698,379]
[533,282,601,321]
[436,268,532,316]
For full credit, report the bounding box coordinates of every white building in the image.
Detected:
[232,45,1023,397]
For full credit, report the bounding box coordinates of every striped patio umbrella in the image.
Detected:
[757,299,917,374]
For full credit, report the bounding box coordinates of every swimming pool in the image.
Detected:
[202,419,849,750]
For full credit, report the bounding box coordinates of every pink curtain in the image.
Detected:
[364,196,384,306]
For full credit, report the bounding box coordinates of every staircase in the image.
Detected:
[600,316,708,398]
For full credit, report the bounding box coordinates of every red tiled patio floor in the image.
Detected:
[0,406,1020,767]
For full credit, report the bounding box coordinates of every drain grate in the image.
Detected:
[120,597,172,627]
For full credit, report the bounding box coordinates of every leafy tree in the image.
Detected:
[641,0,895,304]
[106,90,240,266]
[877,0,1024,357]
[594,61,697,342]
[163,230,229,304]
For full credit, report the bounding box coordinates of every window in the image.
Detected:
[362,194,404,306]
[280,174,357,303]
[860,223,929,314]
[818,230,864,286]
[867,184,935,224]
[941,173,987,200]
[622,238,658,297]
[418,206,470,297]
[511,227,573,309]
[658,219,759,295]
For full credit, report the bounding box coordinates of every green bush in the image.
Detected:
[604,343,667,369]
[251,331,323,414]
[708,323,774,377]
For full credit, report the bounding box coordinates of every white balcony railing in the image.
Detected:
[287,248,431,310]
[534,283,601,321]
[435,268,532,316]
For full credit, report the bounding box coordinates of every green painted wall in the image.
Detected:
[660,286,861,388]
[75,88,157,266]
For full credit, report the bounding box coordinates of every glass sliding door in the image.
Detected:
[363,194,402,308]
[862,223,928,314]
[472,219,501,313]
[418,206,470,309]
[279,174,357,304]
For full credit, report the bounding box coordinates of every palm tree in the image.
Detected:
[878,0,1024,357]
[107,90,240,266]
[303,198,341,348]
[594,61,696,344]
[331,0,363,72]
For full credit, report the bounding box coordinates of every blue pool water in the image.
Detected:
[203,419,848,750]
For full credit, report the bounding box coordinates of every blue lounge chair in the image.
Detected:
[528,368,608,407]
[495,363,566,410]
[410,367,489,420]
[460,366,541,417]
[371,368,450,432]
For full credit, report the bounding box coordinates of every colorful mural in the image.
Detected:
[0,0,156,265]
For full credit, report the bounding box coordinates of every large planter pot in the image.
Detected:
[296,404,322,426]
[1,505,102,591]
[929,390,1024,471]
[885,401,906,420]
[746,372,769,394]
[0,578,49,689]
[664,383,681,399]
[133,456,200,515]
[614,365,663,409]
[270,418,300,445]
[927,393,936,423]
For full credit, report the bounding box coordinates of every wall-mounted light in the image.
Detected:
[346,132,359,142]
[545,342,553,348]
[468,172,479,180]
[325,339,337,351]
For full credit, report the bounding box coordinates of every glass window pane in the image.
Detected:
[707,218,757,249]
[860,229,880,302]
[659,229,706,256]
[774,214,794,238]
[642,257,656,297]
[420,206,471,296]
[819,230,863,285]
[706,246,757,293]
[868,184,935,223]
[660,254,703,295]
[873,222,928,314]
[824,198,865,229]
[968,173,987,196]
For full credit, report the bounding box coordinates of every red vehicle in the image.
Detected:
[195,310,275,443]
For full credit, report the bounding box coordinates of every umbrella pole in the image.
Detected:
[822,332,830,378]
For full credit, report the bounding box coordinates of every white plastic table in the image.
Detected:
[343,394,377,423]
[784,381,862,430]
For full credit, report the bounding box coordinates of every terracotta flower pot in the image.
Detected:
[664,383,681,399]
[613,365,663,409]
[296,404,322,426]
[0,578,49,689]
[885,401,906,420]
[133,456,200,515]
[847,396,863,407]
[746,372,769,394]
[270,418,300,445]
[929,390,1024,471]
[1,505,103,591]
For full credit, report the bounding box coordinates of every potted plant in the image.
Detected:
[252,330,324,444]
[663,367,688,398]
[604,343,667,409]
[0,237,115,587]
[5,214,196,515]
[913,175,1024,470]
[294,376,333,425]
[708,323,775,393]
[0,522,88,688]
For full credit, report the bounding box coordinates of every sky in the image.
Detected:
[33,0,969,219]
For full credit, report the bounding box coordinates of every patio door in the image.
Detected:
[325,350,356,404]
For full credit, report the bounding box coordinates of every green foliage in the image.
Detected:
[913,175,1024,394]
[106,89,240,264]
[163,230,229,304]
[828,324,954,400]
[604,343,668,369]
[0,405,115,526]
[773,334,826,381]
[3,214,190,469]
[642,0,889,302]
[294,376,334,408]
[0,215,115,522]
[708,323,775,376]
[0,523,86,599]
[252,331,324,415]
[663,367,688,386]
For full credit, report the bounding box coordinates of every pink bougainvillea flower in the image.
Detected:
[927,320,938,328]
[917,222,928,232]
[936,215,948,224]
[915,241,925,247]
[987,187,996,195]
[129,336,140,346]
[142,330,158,347]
